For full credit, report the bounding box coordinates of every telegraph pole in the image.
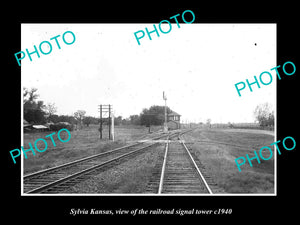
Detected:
[108,104,111,140]
[98,104,114,140]
[100,105,102,139]
[163,91,168,132]
[111,110,114,141]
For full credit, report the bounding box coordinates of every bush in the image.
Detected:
[50,122,73,131]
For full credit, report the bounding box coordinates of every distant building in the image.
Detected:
[23,120,49,132]
[32,125,49,131]
[167,111,181,130]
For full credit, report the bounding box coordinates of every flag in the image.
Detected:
[163,91,167,100]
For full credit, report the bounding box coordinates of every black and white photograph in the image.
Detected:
[4,5,297,221]
[21,23,276,195]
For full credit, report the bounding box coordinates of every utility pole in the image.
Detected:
[98,104,114,141]
[100,105,102,139]
[111,110,114,141]
[163,91,168,132]
[108,104,111,140]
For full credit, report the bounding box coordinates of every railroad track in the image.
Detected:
[23,132,181,194]
[146,132,212,194]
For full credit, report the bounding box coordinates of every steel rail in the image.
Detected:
[157,131,212,194]
[157,130,194,194]
[179,136,213,194]
[24,133,171,180]
[24,142,142,180]
[26,143,158,194]
[158,136,169,194]
[24,130,188,194]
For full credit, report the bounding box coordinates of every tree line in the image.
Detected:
[23,88,171,127]
[24,87,274,129]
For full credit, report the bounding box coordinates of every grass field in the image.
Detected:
[23,124,162,174]
[23,125,275,194]
[182,128,275,194]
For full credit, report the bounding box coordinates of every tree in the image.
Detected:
[24,88,40,113]
[48,114,59,123]
[206,119,211,128]
[44,103,57,118]
[140,105,172,126]
[129,115,140,125]
[83,116,93,127]
[253,103,274,127]
[25,108,46,124]
[57,115,77,124]
[266,112,274,127]
[114,116,123,126]
[74,110,86,128]
[23,87,46,124]
[24,87,39,103]
[121,118,131,125]
[23,87,29,103]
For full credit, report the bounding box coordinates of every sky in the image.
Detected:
[21,23,276,123]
